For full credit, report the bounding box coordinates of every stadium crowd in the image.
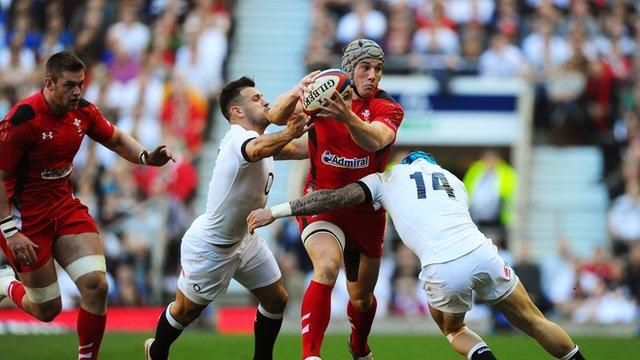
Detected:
[0,0,638,332]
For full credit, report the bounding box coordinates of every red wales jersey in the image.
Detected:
[306,88,404,214]
[0,91,115,213]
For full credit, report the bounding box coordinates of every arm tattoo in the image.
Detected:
[290,183,366,215]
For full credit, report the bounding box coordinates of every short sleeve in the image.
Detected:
[371,102,404,134]
[229,128,260,164]
[0,120,32,174]
[357,172,384,204]
[84,102,116,143]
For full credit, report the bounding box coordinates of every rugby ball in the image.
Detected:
[302,69,351,115]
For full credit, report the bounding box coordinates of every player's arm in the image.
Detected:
[0,170,38,264]
[101,128,175,166]
[245,113,311,161]
[274,134,309,160]
[267,70,319,125]
[318,90,396,152]
[247,182,367,233]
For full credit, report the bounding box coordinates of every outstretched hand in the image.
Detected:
[285,113,314,140]
[144,145,176,166]
[317,88,354,123]
[295,70,321,101]
[247,208,276,234]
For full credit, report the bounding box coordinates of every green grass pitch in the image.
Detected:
[0,332,638,359]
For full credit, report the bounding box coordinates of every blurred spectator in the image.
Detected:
[445,0,495,26]
[625,243,640,302]
[522,17,571,78]
[463,150,517,228]
[174,15,228,99]
[478,32,526,78]
[107,3,151,59]
[489,0,523,41]
[545,46,593,144]
[513,243,553,314]
[335,0,387,47]
[390,243,426,316]
[607,179,640,256]
[160,71,208,156]
[0,31,37,91]
[540,238,579,318]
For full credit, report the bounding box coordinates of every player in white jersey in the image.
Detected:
[248,151,586,360]
[145,74,316,360]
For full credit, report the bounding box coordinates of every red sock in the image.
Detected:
[301,280,333,359]
[7,280,26,310]
[77,307,107,360]
[347,295,377,355]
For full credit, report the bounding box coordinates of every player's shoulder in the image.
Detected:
[75,98,100,117]
[225,124,256,139]
[5,103,37,126]
[4,93,40,126]
[371,88,400,107]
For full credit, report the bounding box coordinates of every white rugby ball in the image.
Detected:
[302,69,352,115]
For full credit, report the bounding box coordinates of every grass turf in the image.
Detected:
[0,332,637,359]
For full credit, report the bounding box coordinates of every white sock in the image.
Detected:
[559,346,579,360]
[258,304,283,320]
[165,302,185,330]
[0,273,16,296]
[467,342,489,360]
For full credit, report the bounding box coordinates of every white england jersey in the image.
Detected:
[197,124,275,245]
[359,159,489,266]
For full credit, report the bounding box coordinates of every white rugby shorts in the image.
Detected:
[420,241,519,313]
[177,228,281,305]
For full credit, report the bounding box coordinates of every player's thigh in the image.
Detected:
[421,260,474,314]
[428,304,466,334]
[492,281,544,329]
[53,232,103,267]
[17,256,58,288]
[468,242,518,306]
[177,234,240,305]
[302,221,345,266]
[16,257,62,313]
[346,254,380,300]
[235,235,282,299]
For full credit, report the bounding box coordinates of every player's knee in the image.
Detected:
[349,294,373,312]
[172,301,202,324]
[443,323,465,336]
[260,286,288,314]
[314,259,341,282]
[79,272,109,301]
[273,290,288,313]
[34,302,62,322]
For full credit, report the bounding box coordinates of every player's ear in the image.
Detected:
[44,76,54,90]
[230,105,243,118]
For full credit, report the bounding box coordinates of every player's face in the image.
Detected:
[47,70,85,111]
[239,87,270,125]
[352,59,383,99]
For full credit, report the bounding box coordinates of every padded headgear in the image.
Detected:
[342,38,385,75]
[401,151,438,165]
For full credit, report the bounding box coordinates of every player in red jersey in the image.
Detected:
[0,51,174,360]
[298,39,403,360]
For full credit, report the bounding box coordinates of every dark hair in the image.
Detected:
[45,50,85,81]
[219,76,255,121]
